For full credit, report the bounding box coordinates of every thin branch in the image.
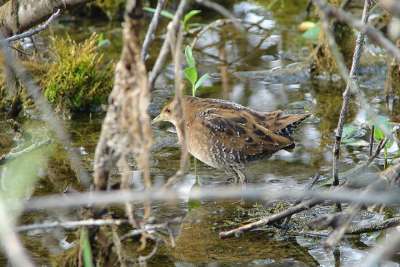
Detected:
[360,228,400,267]
[141,0,166,61]
[148,0,188,90]
[0,201,34,267]
[16,218,129,232]
[6,9,61,43]
[346,217,400,234]
[219,199,321,238]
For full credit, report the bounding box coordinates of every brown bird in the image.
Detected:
[153,96,310,183]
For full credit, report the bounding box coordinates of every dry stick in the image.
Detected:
[359,228,400,267]
[18,181,400,212]
[321,0,372,198]
[141,0,166,61]
[281,173,321,231]
[346,217,400,234]
[220,139,387,239]
[369,125,375,157]
[6,9,61,43]
[219,199,321,238]
[16,218,129,232]
[148,0,187,90]
[164,23,190,188]
[0,40,91,188]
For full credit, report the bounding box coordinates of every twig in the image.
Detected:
[0,138,51,165]
[163,22,189,188]
[325,138,387,247]
[369,125,375,157]
[219,199,321,238]
[6,9,61,43]
[317,0,372,194]
[0,201,34,267]
[148,0,187,90]
[141,0,166,61]
[346,217,400,234]
[281,173,321,231]
[16,218,129,232]
[359,228,400,267]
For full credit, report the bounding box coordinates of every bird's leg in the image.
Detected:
[234,169,247,184]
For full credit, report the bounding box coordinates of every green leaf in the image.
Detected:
[183,10,202,30]
[185,46,196,67]
[302,25,320,42]
[80,228,94,267]
[143,7,175,20]
[374,127,385,141]
[184,66,198,87]
[342,124,358,144]
[195,73,209,91]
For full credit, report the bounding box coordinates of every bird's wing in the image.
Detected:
[198,108,293,162]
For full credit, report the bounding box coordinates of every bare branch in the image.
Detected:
[6,9,61,43]
[148,0,188,90]
[141,0,166,61]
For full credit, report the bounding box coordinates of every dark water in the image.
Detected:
[1,0,399,266]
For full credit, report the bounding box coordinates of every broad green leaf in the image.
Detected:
[143,7,174,20]
[185,46,196,67]
[195,73,209,91]
[302,25,320,42]
[374,127,385,141]
[183,10,202,30]
[184,66,198,87]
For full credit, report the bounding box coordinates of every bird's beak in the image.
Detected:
[152,114,163,124]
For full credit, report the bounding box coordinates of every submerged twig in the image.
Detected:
[0,138,51,165]
[346,217,400,234]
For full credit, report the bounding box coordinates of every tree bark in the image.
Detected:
[0,0,90,36]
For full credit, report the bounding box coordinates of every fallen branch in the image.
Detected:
[346,217,400,234]
[16,218,129,232]
[5,9,61,43]
[219,199,321,238]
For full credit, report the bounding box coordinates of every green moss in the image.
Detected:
[43,34,114,113]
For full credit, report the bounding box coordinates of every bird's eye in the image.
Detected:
[165,108,171,113]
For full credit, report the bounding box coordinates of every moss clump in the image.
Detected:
[43,34,114,113]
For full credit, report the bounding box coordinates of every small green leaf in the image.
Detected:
[80,228,94,267]
[185,46,196,67]
[143,7,175,20]
[184,66,198,87]
[374,127,385,141]
[195,73,209,91]
[302,25,320,42]
[183,10,202,30]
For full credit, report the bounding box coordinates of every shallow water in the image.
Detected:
[1,0,399,266]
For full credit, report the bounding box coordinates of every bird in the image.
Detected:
[153,96,310,183]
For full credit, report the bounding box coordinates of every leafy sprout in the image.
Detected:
[143,8,202,32]
[183,46,209,97]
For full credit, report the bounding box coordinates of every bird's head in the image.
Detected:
[152,98,179,125]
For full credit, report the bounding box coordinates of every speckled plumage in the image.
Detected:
[154,96,310,183]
